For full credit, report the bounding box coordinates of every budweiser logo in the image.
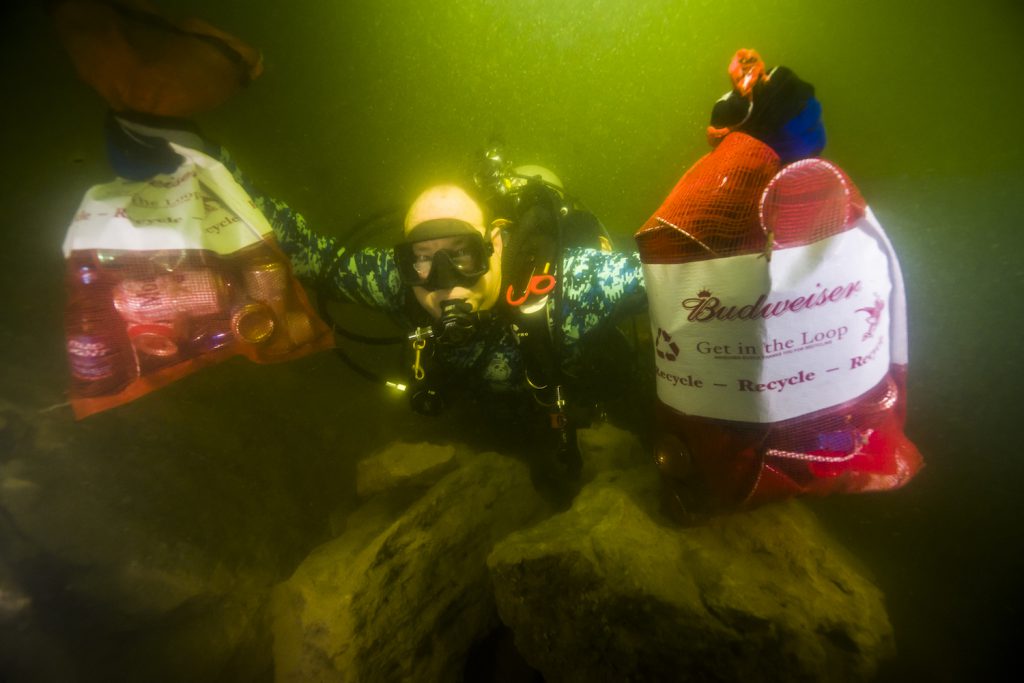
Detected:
[681,281,862,322]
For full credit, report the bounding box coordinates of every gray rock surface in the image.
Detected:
[270,450,547,683]
[488,459,895,683]
[0,379,354,683]
[0,385,896,683]
[355,440,458,498]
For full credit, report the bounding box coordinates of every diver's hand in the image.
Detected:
[706,125,731,148]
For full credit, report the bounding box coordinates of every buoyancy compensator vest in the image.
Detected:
[495,172,622,478]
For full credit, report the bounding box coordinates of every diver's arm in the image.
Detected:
[214,146,403,311]
[559,248,647,338]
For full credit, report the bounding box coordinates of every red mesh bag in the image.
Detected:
[635,133,922,516]
[62,145,333,419]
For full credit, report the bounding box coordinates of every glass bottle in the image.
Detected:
[64,252,139,397]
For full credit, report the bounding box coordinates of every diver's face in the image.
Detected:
[411,229,503,319]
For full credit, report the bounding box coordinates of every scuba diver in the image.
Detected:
[49,0,649,502]
[256,147,650,491]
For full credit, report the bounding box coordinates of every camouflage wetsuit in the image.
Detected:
[217,147,647,407]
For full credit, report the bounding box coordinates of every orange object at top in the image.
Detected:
[51,0,263,117]
[728,48,766,97]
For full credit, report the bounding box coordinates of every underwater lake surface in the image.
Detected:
[1,0,1022,680]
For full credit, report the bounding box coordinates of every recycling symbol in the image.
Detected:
[656,328,679,361]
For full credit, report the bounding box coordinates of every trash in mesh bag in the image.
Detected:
[635,132,923,515]
[62,143,333,419]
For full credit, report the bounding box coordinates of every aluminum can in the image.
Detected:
[242,259,289,302]
[231,302,275,344]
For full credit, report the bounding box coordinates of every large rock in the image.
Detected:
[355,440,458,499]
[0,375,355,683]
[488,462,895,683]
[270,449,547,683]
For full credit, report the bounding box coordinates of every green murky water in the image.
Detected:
[1,0,1022,680]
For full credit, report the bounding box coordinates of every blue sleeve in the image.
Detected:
[213,146,404,312]
[559,247,647,342]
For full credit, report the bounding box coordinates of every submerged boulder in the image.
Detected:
[0,384,347,683]
[488,461,895,683]
[355,440,458,499]
[270,449,547,683]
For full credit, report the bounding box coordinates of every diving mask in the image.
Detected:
[394,231,494,292]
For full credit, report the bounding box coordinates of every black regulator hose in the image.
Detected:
[315,206,409,383]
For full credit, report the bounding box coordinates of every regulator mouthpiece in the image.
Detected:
[436,298,478,346]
